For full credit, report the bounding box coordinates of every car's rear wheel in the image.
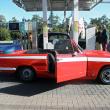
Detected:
[99,67,110,84]
[18,67,35,82]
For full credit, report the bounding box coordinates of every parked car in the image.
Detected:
[0,41,22,54]
[0,33,110,84]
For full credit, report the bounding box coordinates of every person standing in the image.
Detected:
[101,29,107,51]
[107,41,110,52]
[28,32,32,49]
[95,30,101,50]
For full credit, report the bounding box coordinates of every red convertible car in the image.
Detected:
[0,36,110,84]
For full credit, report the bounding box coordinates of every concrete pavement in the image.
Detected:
[0,74,110,110]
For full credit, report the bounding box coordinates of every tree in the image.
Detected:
[9,17,18,22]
[48,14,60,27]
[9,17,21,40]
[31,15,43,26]
[0,28,11,41]
[52,23,65,32]
[31,14,63,33]
[10,31,22,40]
[90,15,110,31]
[48,13,63,32]
[0,15,7,28]
[32,15,42,22]
[31,15,43,34]
[0,15,6,22]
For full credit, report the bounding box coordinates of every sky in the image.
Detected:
[0,0,110,23]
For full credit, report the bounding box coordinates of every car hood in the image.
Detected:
[83,50,110,57]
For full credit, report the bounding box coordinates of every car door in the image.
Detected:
[55,40,87,83]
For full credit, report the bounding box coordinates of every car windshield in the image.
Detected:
[26,40,74,54]
[47,39,75,54]
[38,33,70,49]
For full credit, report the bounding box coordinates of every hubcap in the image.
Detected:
[101,69,110,83]
[22,69,32,80]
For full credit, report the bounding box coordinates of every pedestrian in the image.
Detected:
[101,29,107,51]
[28,32,32,49]
[95,30,101,50]
[107,41,110,52]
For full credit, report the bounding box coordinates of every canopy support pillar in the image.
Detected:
[72,0,79,44]
[42,0,48,49]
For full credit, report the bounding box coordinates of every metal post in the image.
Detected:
[64,10,67,32]
[32,21,37,49]
[42,0,48,49]
[64,0,67,32]
[50,11,53,28]
[72,0,79,44]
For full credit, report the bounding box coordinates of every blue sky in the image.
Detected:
[0,0,110,23]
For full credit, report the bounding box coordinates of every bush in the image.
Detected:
[10,31,22,40]
[0,28,11,41]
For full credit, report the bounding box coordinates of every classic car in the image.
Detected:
[0,34,110,84]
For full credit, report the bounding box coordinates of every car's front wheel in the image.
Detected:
[99,67,110,84]
[18,67,35,82]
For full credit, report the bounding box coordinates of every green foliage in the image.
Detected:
[48,13,65,32]
[31,14,63,33]
[90,15,110,31]
[31,15,43,34]
[48,13,60,26]
[0,15,6,22]
[0,28,11,41]
[10,31,22,40]
[0,15,7,28]
[9,17,18,22]
[52,23,65,32]
[90,15,110,41]
[32,15,43,26]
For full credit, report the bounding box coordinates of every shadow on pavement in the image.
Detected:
[0,73,64,96]
[0,73,99,96]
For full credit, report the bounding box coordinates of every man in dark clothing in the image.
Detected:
[96,31,101,43]
[101,29,107,51]
[95,31,101,50]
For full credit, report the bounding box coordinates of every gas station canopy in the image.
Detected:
[13,0,102,11]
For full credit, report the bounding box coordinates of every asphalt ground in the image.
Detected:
[0,73,110,110]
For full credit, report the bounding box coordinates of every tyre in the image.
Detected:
[99,67,110,84]
[18,67,35,82]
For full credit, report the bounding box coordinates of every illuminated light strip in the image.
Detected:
[88,57,110,62]
[0,67,16,71]
[57,57,87,62]
[0,56,47,59]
